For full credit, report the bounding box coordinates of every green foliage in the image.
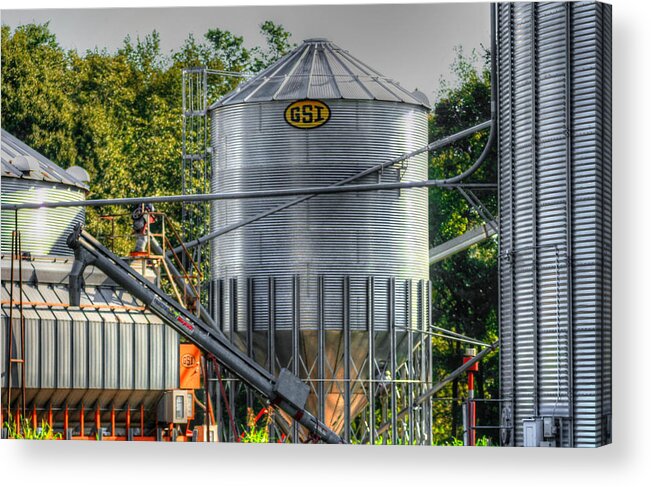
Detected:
[434,435,493,447]
[240,407,272,443]
[4,416,63,440]
[1,23,77,163]
[438,436,464,446]
[428,47,499,445]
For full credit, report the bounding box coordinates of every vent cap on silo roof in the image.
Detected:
[210,38,430,109]
[1,129,89,191]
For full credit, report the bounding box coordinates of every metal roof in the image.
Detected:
[1,129,89,191]
[210,38,430,109]
[0,257,164,324]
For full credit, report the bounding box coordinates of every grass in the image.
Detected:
[437,435,493,446]
[3,416,63,440]
[240,407,273,443]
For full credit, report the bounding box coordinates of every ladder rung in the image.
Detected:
[9,359,25,363]
[183,154,205,161]
[184,110,206,117]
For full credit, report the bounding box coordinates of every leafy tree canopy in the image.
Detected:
[428,47,498,444]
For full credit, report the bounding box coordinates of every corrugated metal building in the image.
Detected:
[1,130,180,438]
[1,259,179,412]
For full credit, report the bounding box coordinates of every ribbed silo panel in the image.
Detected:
[211,100,429,338]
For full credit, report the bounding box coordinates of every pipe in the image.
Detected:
[429,221,497,265]
[167,118,495,256]
[430,325,491,347]
[0,179,494,212]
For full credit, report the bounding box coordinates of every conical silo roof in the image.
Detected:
[210,38,430,109]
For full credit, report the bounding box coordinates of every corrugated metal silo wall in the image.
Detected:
[497,2,611,447]
[1,179,85,256]
[210,100,430,334]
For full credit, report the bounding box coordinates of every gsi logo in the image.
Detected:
[284,100,330,129]
[181,353,196,368]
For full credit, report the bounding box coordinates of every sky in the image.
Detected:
[1,2,490,103]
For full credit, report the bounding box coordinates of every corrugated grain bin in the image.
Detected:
[209,39,431,436]
[1,129,88,256]
[497,1,612,447]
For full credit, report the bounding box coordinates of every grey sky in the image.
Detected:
[1,3,490,102]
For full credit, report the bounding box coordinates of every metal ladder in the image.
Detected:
[5,221,27,426]
[181,68,210,297]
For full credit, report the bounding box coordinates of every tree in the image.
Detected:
[428,48,499,444]
[1,23,77,163]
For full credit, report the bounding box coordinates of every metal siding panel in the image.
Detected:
[25,318,39,388]
[394,279,407,331]
[72,319,87,389]
[134,323,149,389]
[87,320,103,389]
[149,320,163,390]
[349,276,367,331]
[39,318,56,388]
[252,277,269,332]
[164,324,179,389]
[56,316,72,389]
[103,319,118,390]
[571,1,611,447]
[118,322,134,390]
[498,3,516,433]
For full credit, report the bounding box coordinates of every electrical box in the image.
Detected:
[193,425,218,442]
[522,418,542,447]
[157,390,194,423]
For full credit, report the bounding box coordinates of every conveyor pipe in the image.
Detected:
[67,224,344,444]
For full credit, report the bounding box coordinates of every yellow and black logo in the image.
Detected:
[284,99,330,129]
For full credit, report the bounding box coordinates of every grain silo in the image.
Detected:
[209,39,433,442]
[496,2,612,447]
